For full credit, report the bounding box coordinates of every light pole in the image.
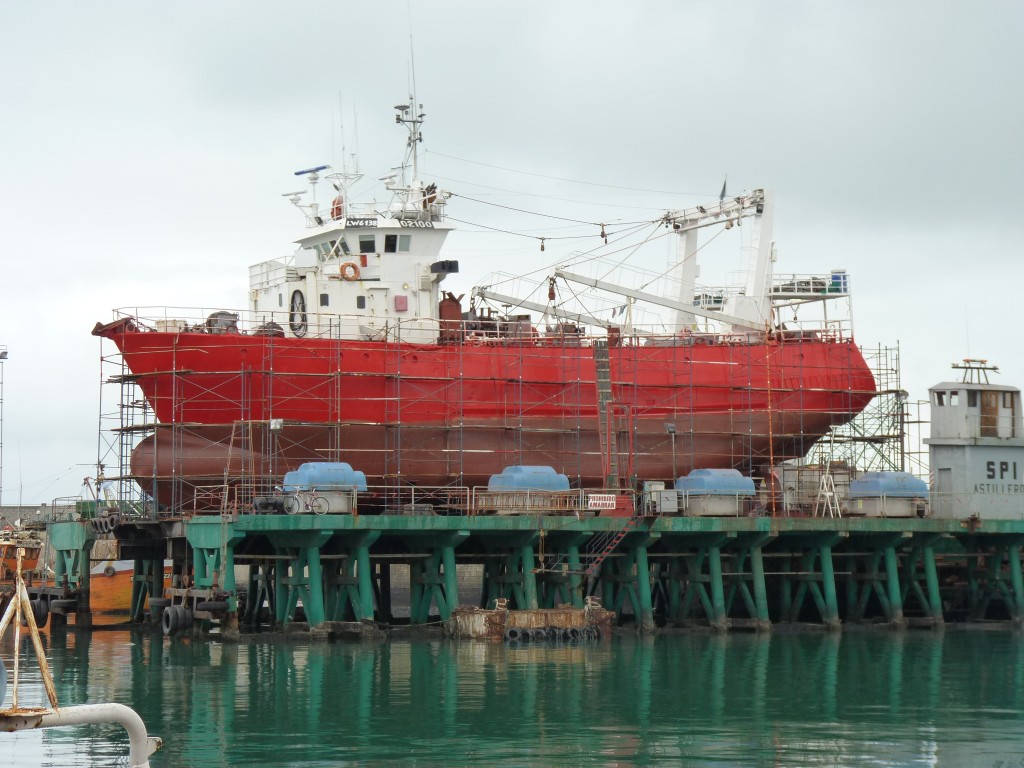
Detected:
[0,347,6,510]
[664,423,677,484]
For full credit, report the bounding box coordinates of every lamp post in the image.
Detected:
[897,389,909,473]
[664,423,677,485]
[0,347,6,510]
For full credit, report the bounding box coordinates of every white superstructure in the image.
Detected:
[248,100,457,344]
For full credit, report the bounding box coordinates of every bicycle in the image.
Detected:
[283,488,329,515]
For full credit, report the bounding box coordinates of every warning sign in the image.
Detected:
[587,494,617,510]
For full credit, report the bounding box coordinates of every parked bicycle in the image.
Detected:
[283,488,329,515]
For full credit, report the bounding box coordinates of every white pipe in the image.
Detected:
[0,704,162,768]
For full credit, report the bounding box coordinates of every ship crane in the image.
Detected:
[475,190,776,336]
[470,286,620,332]
[659,188,775,333]
[552,269,767,333]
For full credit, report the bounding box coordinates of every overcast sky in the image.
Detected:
[1,1,1022,504]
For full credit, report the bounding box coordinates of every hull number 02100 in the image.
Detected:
[399,220,434,228]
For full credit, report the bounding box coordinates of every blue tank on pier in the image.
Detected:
[487,465,570,491]
[282,462,368,492]
[675,468,756,496]
[848,471,928,498]
[676,469,756,517]
[847,471,929,518]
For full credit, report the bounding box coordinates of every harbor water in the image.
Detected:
[3,627,1024,767]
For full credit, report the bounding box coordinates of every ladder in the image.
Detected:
[593,341,619,488]
[532,516,643,577]
[813,471,841,518]
[584,516,641,576]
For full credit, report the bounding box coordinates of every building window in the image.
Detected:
[359,235,376,254]
[384,234,398,253]
[968,391,978,407]
[934,391,946,406]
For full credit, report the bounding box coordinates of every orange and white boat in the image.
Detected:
[89,559,135,613]
[1,529,42,582]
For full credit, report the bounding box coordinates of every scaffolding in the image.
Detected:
[95,304,890,520]
[814,343,928,476]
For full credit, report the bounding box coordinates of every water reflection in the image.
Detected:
[4,628,1024,767]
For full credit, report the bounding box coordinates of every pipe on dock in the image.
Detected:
[0,703,162,768]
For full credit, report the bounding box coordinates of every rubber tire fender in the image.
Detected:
[504,626,522,642]
[32,598,49,628]
[176,605,193,629]
[161,604,180,636]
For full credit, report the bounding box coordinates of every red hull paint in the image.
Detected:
[98,324,876,503]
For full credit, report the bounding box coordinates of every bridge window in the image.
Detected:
[359,234,376,254]
[1005,392,1014,408]
[934,391,946,406]
[384,234,412,253]
[320,293,329,307]
[968,391,978,407]
[950,391,959,406]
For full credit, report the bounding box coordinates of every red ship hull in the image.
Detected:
[96,321,875,506]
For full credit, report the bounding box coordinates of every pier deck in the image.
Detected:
[35,513,1024,635]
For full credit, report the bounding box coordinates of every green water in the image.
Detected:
[3,628,1024,767]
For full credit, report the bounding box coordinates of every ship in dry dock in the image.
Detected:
[92,98,876,512]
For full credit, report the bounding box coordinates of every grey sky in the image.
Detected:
[1,1,1022,503]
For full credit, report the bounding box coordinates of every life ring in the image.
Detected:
[340,262,360,281]
[331,195,345,220]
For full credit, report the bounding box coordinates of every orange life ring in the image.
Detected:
[340,261,360,281]
[331,195,345,220]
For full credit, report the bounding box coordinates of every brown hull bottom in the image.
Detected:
[130,411,849,509]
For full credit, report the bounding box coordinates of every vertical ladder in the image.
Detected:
[593,341,619,488]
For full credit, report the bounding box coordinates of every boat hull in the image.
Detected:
[97,324,876,507]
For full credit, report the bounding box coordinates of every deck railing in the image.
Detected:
[108,304,855,345]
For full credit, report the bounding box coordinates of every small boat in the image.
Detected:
[1,530,41,583]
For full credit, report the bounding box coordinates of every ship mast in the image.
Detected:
[394,98,424,189]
